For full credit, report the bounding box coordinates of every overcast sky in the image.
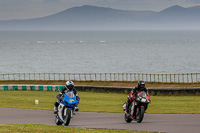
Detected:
[0,0,200,20]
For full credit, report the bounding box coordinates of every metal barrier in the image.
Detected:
[1,85,200,95]
[0,85,64,91]
[0,73,199,83]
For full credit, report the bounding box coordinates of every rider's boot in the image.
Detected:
[54,101,60,114]
[54,106,58,114]
[75,106,79,112]
[123,102,127,111]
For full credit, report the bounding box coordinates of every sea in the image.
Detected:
[0,30,200,74]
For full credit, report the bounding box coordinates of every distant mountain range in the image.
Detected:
[0,5,200,30]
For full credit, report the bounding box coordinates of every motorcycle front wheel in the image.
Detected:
[136,106,144,123]
[63,108,72,126]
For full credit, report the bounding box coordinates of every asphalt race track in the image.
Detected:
[0,108,200,133]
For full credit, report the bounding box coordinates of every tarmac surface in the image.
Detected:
[0,108,200,133]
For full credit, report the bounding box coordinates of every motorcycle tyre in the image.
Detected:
[125,113,132,123]
[136,107,145,123]
[64,109,71,126]
[55,115,62,125]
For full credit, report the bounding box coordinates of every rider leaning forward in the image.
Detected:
[124,80,150,113]
[54,80,80,114]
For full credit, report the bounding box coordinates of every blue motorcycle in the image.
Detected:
[55,90,78,126]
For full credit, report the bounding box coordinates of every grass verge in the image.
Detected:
[0,124,149,133]
[0,90,199,113]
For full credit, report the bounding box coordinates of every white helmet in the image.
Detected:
[65,80,74,90]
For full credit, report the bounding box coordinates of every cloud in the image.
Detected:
[44,0,62,2]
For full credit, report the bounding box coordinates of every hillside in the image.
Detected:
[0,5,200,30]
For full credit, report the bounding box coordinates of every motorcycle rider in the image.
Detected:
[123,80,150,114]
[54,80,80,114]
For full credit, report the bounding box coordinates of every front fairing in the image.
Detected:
[136,91,150,104]
[61,92,78,107]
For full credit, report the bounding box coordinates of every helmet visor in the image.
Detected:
[67,85,73,90]
[140,84,145,89]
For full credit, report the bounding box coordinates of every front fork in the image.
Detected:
[71,108,74,118]
[58,104,74,122]
[64,107,74,118]
[128,101,137,119]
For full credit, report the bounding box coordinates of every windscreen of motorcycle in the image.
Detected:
[137,91,147,98]
[65,91,75,98]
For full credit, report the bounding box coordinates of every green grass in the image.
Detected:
[0,124,148,133]
[148,96,200,113]
[0,90,200,113]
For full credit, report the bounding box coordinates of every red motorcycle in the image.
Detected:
[124,91,150,123]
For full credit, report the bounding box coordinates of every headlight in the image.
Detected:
[141,98,147,102]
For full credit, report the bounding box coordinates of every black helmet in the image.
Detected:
[138,80,145,91]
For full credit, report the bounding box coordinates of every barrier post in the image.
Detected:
[146,74,148,82]
[22,85,27,90]
[191,73,193,83]
[196,73,198,83]
[178,74,180,82]
[150,74,151,82]
[39,85,43,91]
[59,86,65,92]
[30,85,35,90]
[47,86,52,91]
[174,74,175,82]
[13,85,18,90]
[4,85,8,90]
[56,86,59,91]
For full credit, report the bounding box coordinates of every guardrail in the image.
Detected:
[1,85,199,95]
[0,85,64,91]
[0,73,200,83]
